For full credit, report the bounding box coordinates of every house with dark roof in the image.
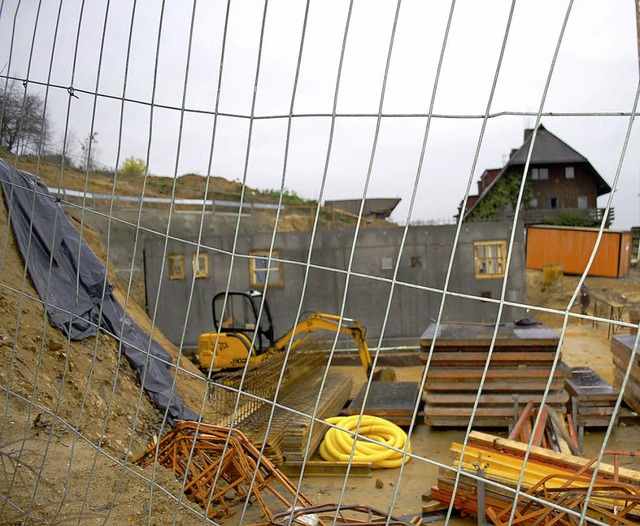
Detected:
[459,125,612,226]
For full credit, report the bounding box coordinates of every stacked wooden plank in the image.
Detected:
[565,366,620,427]
[420,323,570,427]
[432,431,640,524]
[611,334,640,413]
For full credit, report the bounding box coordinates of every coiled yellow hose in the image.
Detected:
[319,415,411,468]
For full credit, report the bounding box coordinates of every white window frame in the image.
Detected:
[577,196,588,209]
[565,166,575,179]
[531,167,549,180]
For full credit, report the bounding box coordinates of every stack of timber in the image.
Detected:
[611,334,640,413]
[209,352,352,466]
[565,366,620,427]
[431,431,640,525]
[420,323,570,427]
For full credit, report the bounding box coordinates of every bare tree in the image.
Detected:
[0,81,50,154]
[79,132,99,171]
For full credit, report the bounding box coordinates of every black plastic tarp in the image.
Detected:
[0,158,198,424]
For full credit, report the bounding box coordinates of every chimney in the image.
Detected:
[509,148,518,159]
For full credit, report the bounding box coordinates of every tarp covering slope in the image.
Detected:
[0,158,198,424]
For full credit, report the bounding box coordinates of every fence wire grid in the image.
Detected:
[1,1,640,525]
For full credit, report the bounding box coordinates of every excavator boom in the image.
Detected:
[272,313,373,375]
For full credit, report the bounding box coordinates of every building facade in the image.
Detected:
[461,125,612,226]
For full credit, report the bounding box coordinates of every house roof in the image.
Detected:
[462,125,611,220]
[324,198,401,219]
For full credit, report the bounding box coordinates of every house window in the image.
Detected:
[250,250,283,288]
[550,197,558,209]
[531,168,549,180]
[565,166,575,179]
[474,240,507,279]
[529,197,538,208]
[192,253,209,279]
[577,196,588,209]
[168,254,185,280]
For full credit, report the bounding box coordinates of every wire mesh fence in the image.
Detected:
[1,1,640,525]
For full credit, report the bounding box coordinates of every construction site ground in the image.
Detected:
[1,160,640,523]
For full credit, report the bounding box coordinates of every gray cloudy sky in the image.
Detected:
[1,0,639,228]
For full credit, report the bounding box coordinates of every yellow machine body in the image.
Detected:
[198,331,267,370]
[197,291,377,377]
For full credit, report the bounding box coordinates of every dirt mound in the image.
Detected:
[0,172,225,523]
[526,268,640,327]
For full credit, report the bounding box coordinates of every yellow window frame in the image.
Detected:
[168,254,185,280]
[249,250,283,288]
[474,240,507,279]
[192,253,210,279]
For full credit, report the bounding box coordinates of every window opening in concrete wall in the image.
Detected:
[168,254,185,280]
[192,253,209,279]
[474,240,507,279]
[250,250,283,288]
[381,256,394,270]
[410,256,422,268]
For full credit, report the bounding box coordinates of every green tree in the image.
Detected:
[119,156,147,178]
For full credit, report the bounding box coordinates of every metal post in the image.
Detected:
[571,396,583,454]
[475,464,487,526]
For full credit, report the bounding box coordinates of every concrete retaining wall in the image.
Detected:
[143,221,526,353]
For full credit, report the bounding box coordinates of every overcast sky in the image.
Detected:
[1,0,639,229]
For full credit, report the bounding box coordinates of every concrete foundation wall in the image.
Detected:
[143,221,527,353]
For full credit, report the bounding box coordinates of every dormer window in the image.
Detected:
[531,167,549,180]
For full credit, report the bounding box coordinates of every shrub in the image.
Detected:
[119,157,147,178]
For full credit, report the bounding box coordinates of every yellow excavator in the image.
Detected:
[198,290,393,379]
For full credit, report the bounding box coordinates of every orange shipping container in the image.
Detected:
[526,225,632,278]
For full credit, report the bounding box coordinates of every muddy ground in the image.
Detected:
[1,158,640,524]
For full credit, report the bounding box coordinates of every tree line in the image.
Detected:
[0,81,147,177]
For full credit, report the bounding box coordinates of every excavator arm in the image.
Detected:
[272,313,373,376]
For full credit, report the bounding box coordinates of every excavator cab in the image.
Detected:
[212,291,275,354]
[198,290,278,373]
